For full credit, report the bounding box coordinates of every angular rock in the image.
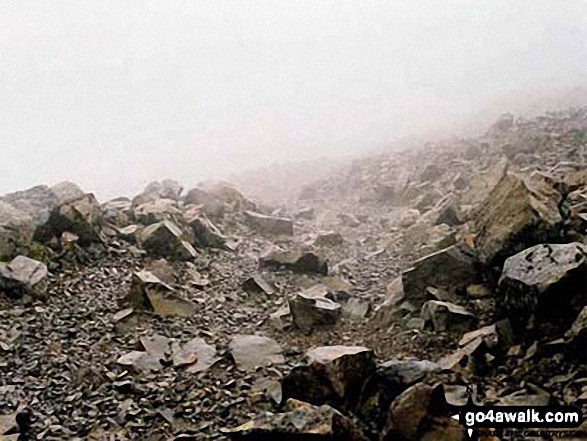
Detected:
[242,275,275,296]
[497,242,587,329]
[132,179,183,206]
[0,256,48,300]
[260,249,328,275]
[338,213,360,227]
[243,210,294,236]
[282,346,375,410]
[0,203,34,260]
[289,284,341,331]
[50,181,85,204]
[139,220,190,260]
[402,244,480,308]
[458,319,514,352]
[127,270,196,317]
[33,193,103,246]
[294,207,315,220]
[185,210,227,249]
[382,382,447,441]
[399,209,421,228]
[421,301,477,333]
[473,172,563,265]
[102,197,133,226]
[226,399,368,440]
[229,335,284,372]
[133,198,182,225]
[342,298,370,320]
[402,222,457,259]
[372,277,406,328]
[313,231,344,247]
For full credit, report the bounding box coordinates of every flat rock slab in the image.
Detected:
[229,335,284,372]
[0,255,48,300]
[243,210,294,236]
[421,300,477,333]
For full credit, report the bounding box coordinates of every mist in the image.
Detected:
[1,0,585,201]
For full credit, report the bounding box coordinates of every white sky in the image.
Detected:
[1,0,586,200]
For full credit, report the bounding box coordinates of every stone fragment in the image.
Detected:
[421,301,477,333]
[260,249,328,275]
[473,172,563,265]
[399,209,421,228]
[497,242,587,329]
[0,255,48,300]
[139,220,189,260]
[338,213,360,227]
[342,298,370,320]
[225,399,368,440]
[243,210,294,235]
[242,275,275,296]
[133,198,182,225]
[282,346,375,410]
[313,231,344,247]
[229,335,284,372]
[289,284,341,331]
[185,210,227,249]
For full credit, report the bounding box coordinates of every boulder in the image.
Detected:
[402,223,457,259]
[226,399,368,440]
[133,198,182,225]
[497,242,587,329]
[282,346,375,410]
[420,301,477,333]
[372,277,405,328]
[399,209,421,228]
[139,220,192,260]
[0,185,59,225]
[132,179,183,206]
[289,284,341,331]
[0,256,48,300]
[33,193,103,246]
[243,210,294,236]
[242,275,275,296]
[49,181,85,204]
[260,249,328,275]
[338,213,360,227]
[402,244,480,309]
[382,382,447,441]
[459,156,508,207]
[313,231,344,247]
[473,172,563,265]
[102,197,133,226]
[185,210,227,250]
[127,270,196,317]
[0,203,35,260]
[228,335,284,372]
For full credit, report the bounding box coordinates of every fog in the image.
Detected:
[1,0,586,201]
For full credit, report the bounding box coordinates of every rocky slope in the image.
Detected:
[0,108,586,440]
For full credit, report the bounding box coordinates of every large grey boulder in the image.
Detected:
[133,198,182,225]
[49,181,85,204]
[139,220,195,260]
[0,203,35,261]
[132,179,183,206]
[497,242,587,330]
[0,255,48,300]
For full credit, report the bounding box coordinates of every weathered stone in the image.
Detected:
[0,203,35,260]
[0,185,58,225]
[229,335,284,372]
[0,256,48,300]
[372,277,405,328]
[382,382,447,441]
[139,220,190,260]
[226,399,368,440]
[242,275,275,296]
[269,305,291,331]
[132,179,183,206]
[50,181,85,204]
[402,244,480,308]
[342,298,370,320]
[260,249,328,275]
[34,193,103,246]
[421,301,476,333]
[127,270,196,317]
[402,222,457,259]
[458,319,514,352]
[473,172,563,265]
[185,210,227,250]
[243,210,294,235]
[133,198,182,225]
[102,197,133,226]
[338,213,360,227]
[313,231,344,247]
[282,346,375,410]
[438,337,486,372]
[183,187,217,206]
[497,384,551,406]
[497,242,587,329]
[289,285,341,331]
[424,194,463,227]
[399,209,421,228]
[294,207,315,220]
[459,156,508,207]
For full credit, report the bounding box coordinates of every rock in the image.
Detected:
[242,275,275,296]
[139,220,190,260]
[338,213,360,227]
[382,382,447,441]
[282,346,375,410]
[458,319,514,352]
[402,223,457,259]
[399,209,421,228]
[313,231,344,247]
[372,277,405,328]
[420,163,445,182]
[132,179,183,206]
[0,256,48,300]
[420,417,466,441]
[33,193,104,246]
[145,258,176,285]
[260,249,328,275]
[269,304,291,331]
[402,244,480,308]
[497,384,551,406]
[420,301,477,333]
[565,306,587,359]
[127,270,197,317]
[115,224,140,243]
[225,399,368,440]
[459,156,508,207]
[185,210,228,250]
[183,187,218,206]
[133,198,182,225]
[294,207,315,220]
[424,194,463,227]
[243,210,294,235]
[465,284,492,299]
[473,172,563,265]
[49,181,85,204]
[102,197,133,226]
[497,242,587,329]
[229,335,284,371]
[289,285,341,331]
[342,298,371,320]
[0,185,59,225]
[0,203,35,260]
[438,337,486,372]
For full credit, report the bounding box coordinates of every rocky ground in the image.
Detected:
[0,108,586,440]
